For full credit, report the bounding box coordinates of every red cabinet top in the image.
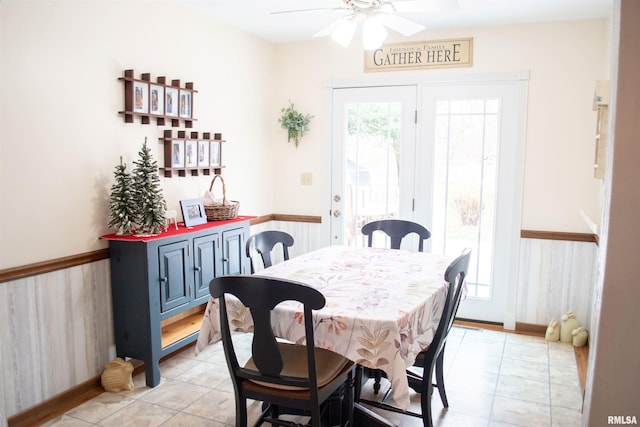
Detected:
[101,215,256,242]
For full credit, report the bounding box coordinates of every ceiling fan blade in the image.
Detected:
[271,7,346,15]
[377,12,425,36]
[313,19,343,38]
[332,18,358,47]
[389,0,459,13]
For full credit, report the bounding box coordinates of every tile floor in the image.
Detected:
[42,326,584,426]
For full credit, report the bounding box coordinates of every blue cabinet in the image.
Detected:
[104,217,252,387]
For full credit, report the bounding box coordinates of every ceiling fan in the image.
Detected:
[272,0,459,50]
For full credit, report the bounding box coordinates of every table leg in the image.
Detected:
[354,365,397,427]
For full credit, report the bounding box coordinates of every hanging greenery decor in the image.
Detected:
[278,101,313,147]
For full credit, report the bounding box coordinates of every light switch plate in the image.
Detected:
[300,172,312,186]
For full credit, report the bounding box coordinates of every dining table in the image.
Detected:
[195,245,454,425]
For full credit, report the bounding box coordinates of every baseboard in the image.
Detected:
[7,377,103,427]
[9,354,155,427]
[515,321,547,336]
[574,344,589,394]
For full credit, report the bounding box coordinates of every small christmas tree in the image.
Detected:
[108,157,135,235]
[132,137,166,235]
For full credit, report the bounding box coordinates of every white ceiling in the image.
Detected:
[180,0,613,44]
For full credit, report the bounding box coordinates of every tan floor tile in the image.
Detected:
[139,379,210,411]
[491,396,551,426]
[550,383,583,411]
[551,406,583,427]
[39,415,95,427]
[160,412,226,426]
[495,375,550,406]
[500,357,549,383]
[97,400,176,427]
[174,360,231,388]
[64,392,134,423]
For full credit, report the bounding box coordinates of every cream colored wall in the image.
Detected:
[271,19,609,233]
[0,0,276,269]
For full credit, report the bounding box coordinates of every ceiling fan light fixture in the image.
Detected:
[331,17,358,47]
[362,15,387,50]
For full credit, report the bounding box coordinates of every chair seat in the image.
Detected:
[412,348,427,367]
[245,342,352,391]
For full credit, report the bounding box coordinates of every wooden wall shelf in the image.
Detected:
[160,130,225,178]
[118,69,197,128]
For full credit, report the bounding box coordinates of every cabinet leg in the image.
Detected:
[145,359,161,387]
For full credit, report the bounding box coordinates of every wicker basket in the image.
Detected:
[204,175,239,221]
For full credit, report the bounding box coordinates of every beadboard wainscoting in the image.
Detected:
[0,260,114,418]
[517,236,598,331]
[248,218,325,268]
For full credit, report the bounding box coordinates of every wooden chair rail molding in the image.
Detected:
[520,229,598,245]
[0,223,595,284]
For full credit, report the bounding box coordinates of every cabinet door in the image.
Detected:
[158,241,190,313]
[222,227,246,275]
[193,233,221,300]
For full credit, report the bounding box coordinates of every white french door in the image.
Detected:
[326,78,526,324]
[416,82,525,323]
[329,86,418,248]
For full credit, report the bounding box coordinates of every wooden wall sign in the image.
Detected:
[364,38,473,72]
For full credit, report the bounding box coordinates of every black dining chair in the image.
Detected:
[245,230,294,273]
[356,248,472,427]
[210,275,355,427]
[361,219,431,252]
[361,219,432,393]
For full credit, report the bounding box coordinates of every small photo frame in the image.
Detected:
[165,87,179,117]
[171,140,185,168]
[149,84,164,116]
[133,81,149,113]
[210,140,221,167]
[180,198,207,227]
[179,89,192,119]
[185,139,198,168]
[197,140,210,167]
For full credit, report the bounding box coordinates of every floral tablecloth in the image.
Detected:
[195,245,453,410]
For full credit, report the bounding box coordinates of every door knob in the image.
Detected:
[333,210,341,218]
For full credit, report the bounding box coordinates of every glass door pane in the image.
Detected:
[432,99,499,299]
[344,101,401,247]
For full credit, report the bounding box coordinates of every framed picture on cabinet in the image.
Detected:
[180,198,207,227]
[165,87,179,117]
[149,84,164,116]
[133,81,149,113]
[197,140,209,167]
[185,140,198,168]
[171,140,185,168]
[210,140,221,167]
[179,89,192,119]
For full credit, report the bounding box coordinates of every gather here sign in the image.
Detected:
[364,38,473,72]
